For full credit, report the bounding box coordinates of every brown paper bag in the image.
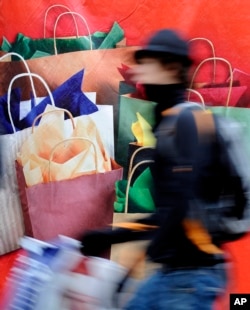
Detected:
[0,47,137,124]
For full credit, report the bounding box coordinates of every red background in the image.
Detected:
[1,0,250,73]
[0,1,250,307]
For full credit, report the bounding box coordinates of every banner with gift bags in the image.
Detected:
[15,105,123,241]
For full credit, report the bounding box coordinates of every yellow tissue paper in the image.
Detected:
[131,112,156,147]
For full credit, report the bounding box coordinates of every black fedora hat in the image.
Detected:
[135,29,192,66]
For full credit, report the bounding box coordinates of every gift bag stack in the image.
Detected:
[0,65,123,254]
[0,3,138,256]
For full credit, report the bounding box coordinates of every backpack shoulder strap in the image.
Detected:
[191,110,217,143]
[162,102,217,143]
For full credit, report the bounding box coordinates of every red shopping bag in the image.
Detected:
[228,68,250,107]
[188,57,247,107]
[15,106,123,240]
[16,159,122,241]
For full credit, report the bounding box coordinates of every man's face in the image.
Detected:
[128,57,182,85]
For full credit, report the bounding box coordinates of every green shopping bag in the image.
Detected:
[114,166,155,213]
[115,95,156,169]
[2,21,124,60]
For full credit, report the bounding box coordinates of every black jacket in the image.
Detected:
[144,103,225,267]
[81,103,225,268]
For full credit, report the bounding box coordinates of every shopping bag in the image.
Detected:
[2,8,125,59]
[0,236,129,310]
[16,106,123,240]
[90,104,115,157]
[0,73,55,255]
[16,158,122,241]
[113,147,155,237]
[62,255,128,309]
[114,144,155,215]
[19,69,98,125]
[0,69,98,134]
[228,68,250,107]
[0,46,137,113]
[114,164,155,214]
[116,94,156,169]
[188,57,247,106]
[0,63,114,156]
[0,236,83,310]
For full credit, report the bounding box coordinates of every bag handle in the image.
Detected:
[0,52,37,99]
[7,72,55,133]
[48,137,98,182]
[125,159,154,213]
[128,146,154,177]
[43,4,79,38]
[53,11,93,55]
[188,38,216,83]
[186,88,205,108]
[31,108,75,133]
[188,57,233,106]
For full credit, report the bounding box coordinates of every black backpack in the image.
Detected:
[184,104,250,243]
